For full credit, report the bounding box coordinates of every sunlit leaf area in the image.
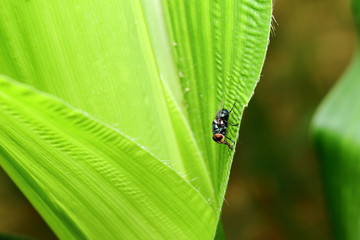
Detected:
[0,0,271,239]
[0,0,359,240]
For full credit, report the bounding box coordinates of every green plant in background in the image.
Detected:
[0,1,272,239]
[312,0,360,239]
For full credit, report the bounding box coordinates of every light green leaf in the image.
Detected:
[0,0,216,206]
[159,0,272,206]
[0,0,272,238]
[312,1,360,239]
[0,76,216,239]
[0,0,183,169]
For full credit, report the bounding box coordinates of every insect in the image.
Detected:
[212,100,238,149]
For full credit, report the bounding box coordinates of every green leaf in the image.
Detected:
[312,49,360,240]
[0,76,217,239]
[312,1,360,239]
[0,0,272,238]
[0,0,216,207]
[0,0,183,170]
[158,0,272,207]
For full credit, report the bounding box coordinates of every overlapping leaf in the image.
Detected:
[0,76,216,239]
[147,0,272,208]
[0,0,272,238]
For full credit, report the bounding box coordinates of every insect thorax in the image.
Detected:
[220,109,229,121]
[212,120,227,135]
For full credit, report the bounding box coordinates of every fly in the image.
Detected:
[212,100,238,149]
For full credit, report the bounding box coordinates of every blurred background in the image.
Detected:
[0,0,357,239]
[223,0,357,239]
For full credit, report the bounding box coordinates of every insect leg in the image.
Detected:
[225,136,235,145]
[229,101,237,113]
[224,140,233,150]
[226,122,239,127]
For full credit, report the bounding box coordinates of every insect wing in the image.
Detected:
[215,99,225,119]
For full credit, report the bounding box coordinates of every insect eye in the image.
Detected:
[213,133,224,141]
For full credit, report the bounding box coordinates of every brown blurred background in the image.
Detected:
[0,0,357,239]
[223,0,357,239]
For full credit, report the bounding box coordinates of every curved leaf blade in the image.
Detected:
[159,0,272,207]
[0,0,217,205]
[0,76,216,239]
[0,0,273,238]
[0,0,184,173]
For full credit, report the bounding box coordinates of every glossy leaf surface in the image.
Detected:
[0,0,272,238]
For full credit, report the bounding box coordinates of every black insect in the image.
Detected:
[212,101,238,149]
